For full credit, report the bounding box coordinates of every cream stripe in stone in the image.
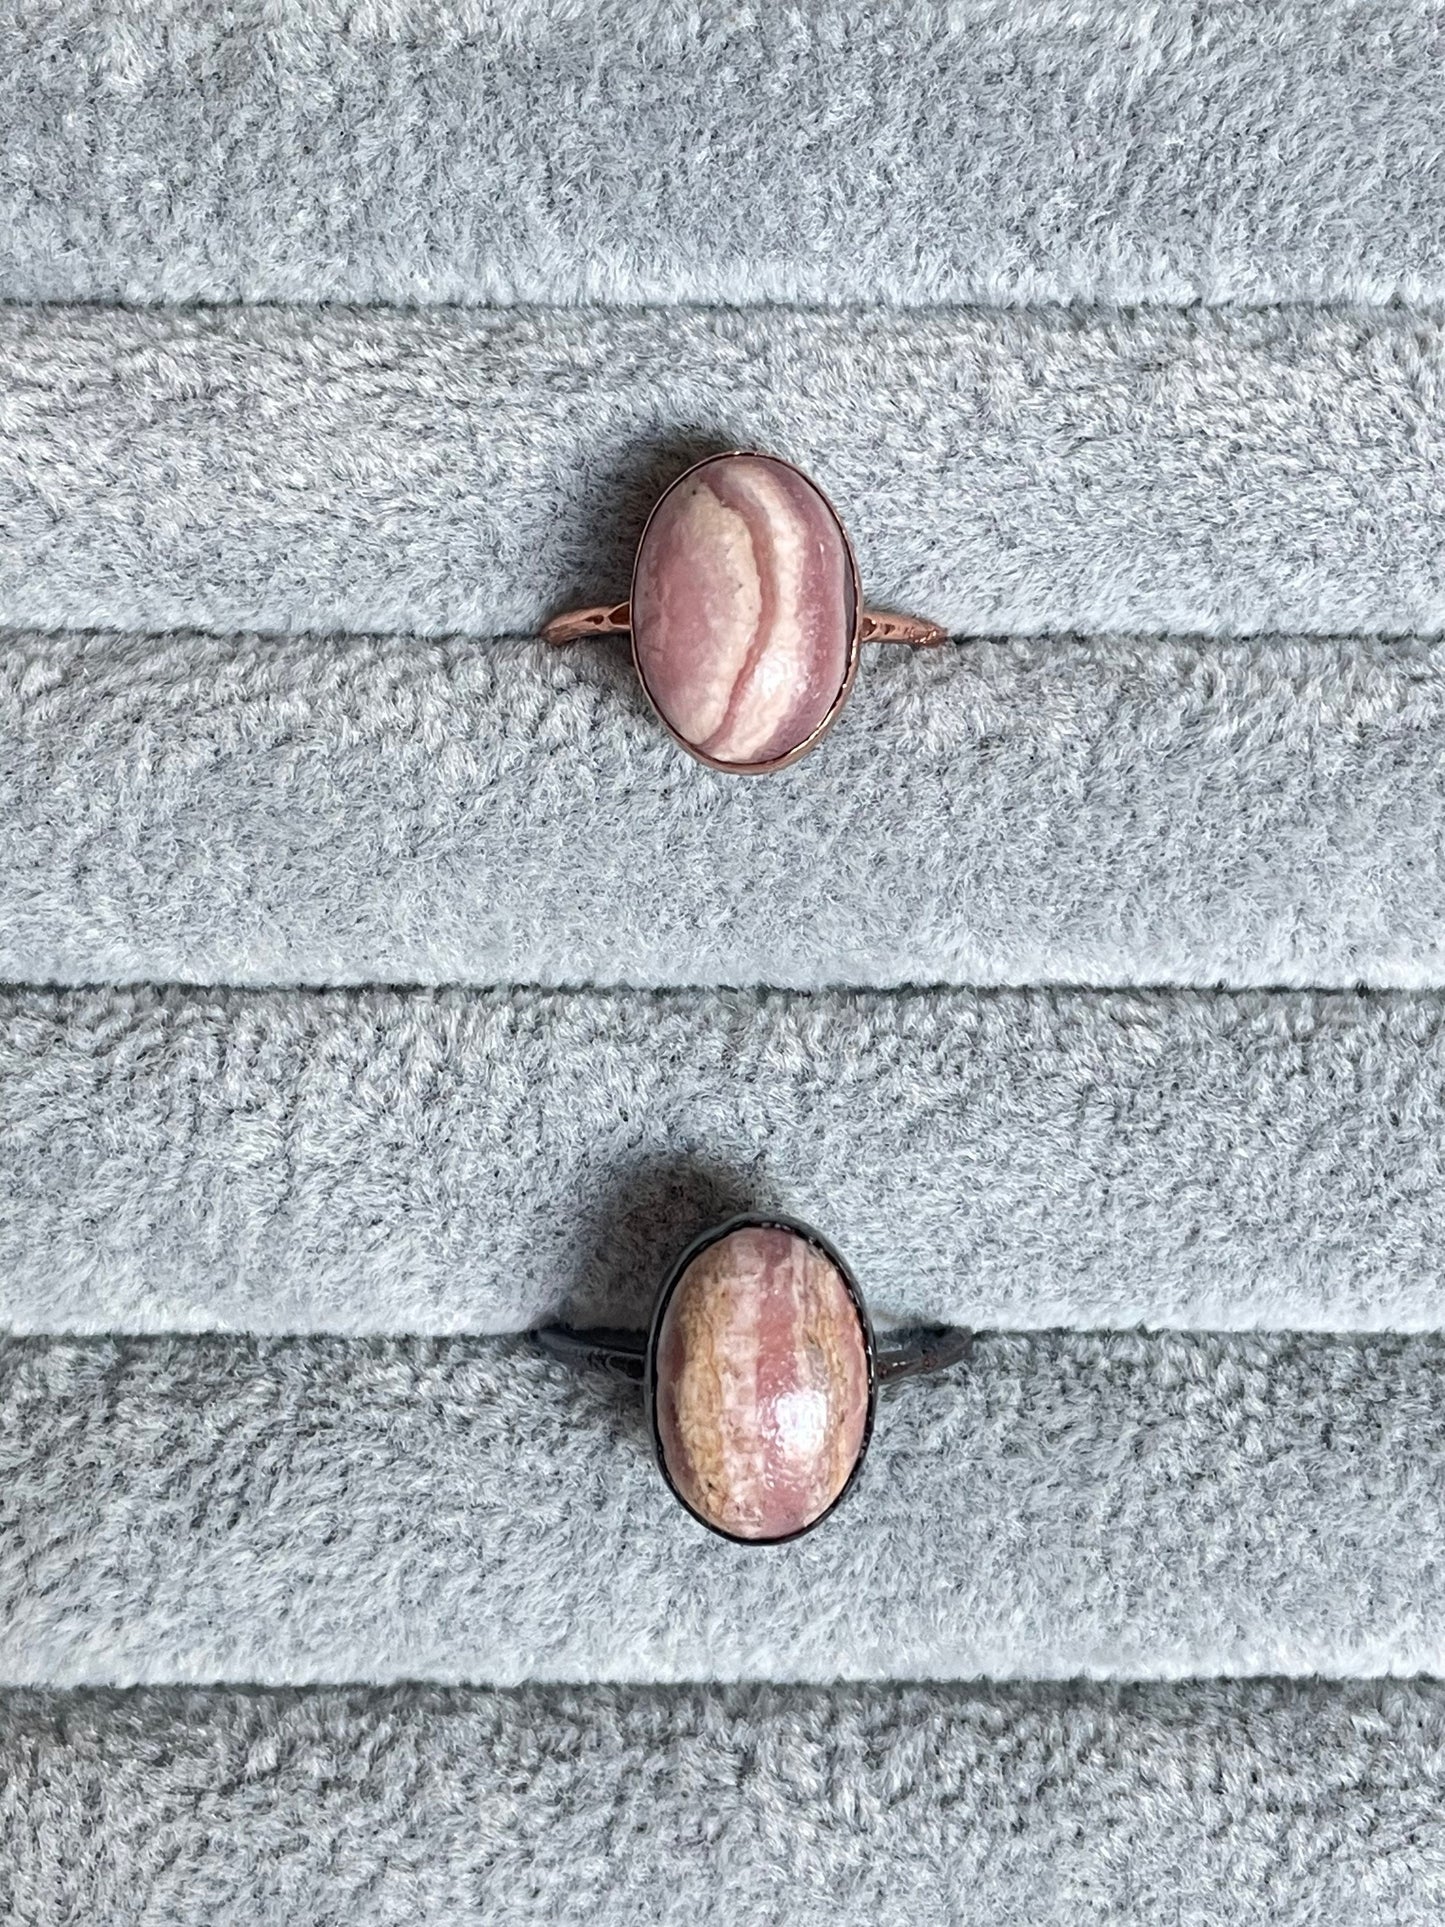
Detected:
[648,485,758,745]
[707,461,812,764]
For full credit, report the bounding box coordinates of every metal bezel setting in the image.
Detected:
[643,1210,880,1546]
[628,451,865,777]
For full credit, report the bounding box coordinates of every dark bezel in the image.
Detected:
[628,451,864,777]
[644,1210,879,1546]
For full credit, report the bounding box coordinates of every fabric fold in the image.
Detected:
[3,1,1442,308]
[3,1679,1443,1925]
[2,983,1442,1335]
[5,1329,1445,1687]
[4,631,1444,990]
[3,303,1445,637]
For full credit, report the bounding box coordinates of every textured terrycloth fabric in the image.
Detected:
[4,5,1444,1919]
[4,1680,1445,1927]
[5,630,1443,990]
[3,303,1445,639]
[3,1,1443,309]
[6,1330,1444,1687]
[3,984,1442,1336]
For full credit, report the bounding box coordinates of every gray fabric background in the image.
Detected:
[4,1681,1444,1927]
[6,632,1444,989]
[3,1,1443,309]
[3,303,1444,639]
[5,1330,1445,1687]
[4,5,1445,1920]
[2,984,1441,1334]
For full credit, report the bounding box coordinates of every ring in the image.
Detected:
[534,1213,971,1545]
[542,451,947,774]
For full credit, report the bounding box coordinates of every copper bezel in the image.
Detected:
[643,1211,879,1547]
[628,451,865,777]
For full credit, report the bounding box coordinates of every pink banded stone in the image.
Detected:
[653,1224,872,1541]
[631,454,857,768]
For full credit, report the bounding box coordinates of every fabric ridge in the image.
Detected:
[1,983,1441,1334]
[5,1329,1445,1687]
[2,4,1442,1920]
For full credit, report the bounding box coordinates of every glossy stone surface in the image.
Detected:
[631,454,856,768]
[653,1224,871,1541]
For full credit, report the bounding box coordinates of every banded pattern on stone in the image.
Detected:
[652,1223,871,1541]
[631,454,856,768]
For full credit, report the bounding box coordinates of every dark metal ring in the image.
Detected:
[542,450,946,775]
[534,1212,971,1546]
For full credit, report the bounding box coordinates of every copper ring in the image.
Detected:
[543,451,947,775]
[535,1213,971,1546]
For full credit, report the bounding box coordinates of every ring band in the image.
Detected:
[543,451,946,775]
[535,1213,971,1545]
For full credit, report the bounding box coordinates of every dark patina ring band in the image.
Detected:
[534,1213,971,1546]
[542,451,947,775]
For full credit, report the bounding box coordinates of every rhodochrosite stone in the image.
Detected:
[653,1223,871,1541]
[631,454,856,767]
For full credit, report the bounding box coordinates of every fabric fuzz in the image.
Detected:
[3,1680,1444,1926]
[3,303,1445,637]
[4,631,1445,989]
[2,983,1443,1333]
[2,1,1443,309]
[5,1329,1445,1687]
